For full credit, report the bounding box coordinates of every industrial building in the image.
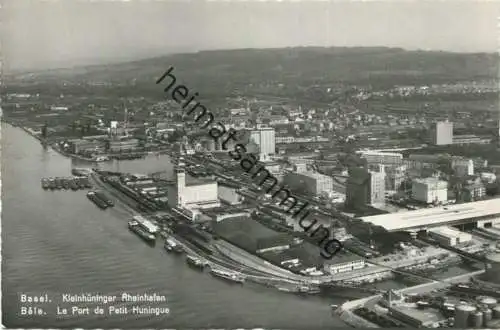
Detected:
[463,178,486,202]
[385,164,407,191]
[451,157,474,176]
[249,127,276,160]
[109,138,140,152]
[359,151,403,166]
[411,177,448,204]
[431,121,453,145]
[358,198,500,232]
[217,182,243,205]
[453,134,492,145]
[167,156,220,210]
[324,252,366,274]
[427,226,472,246]
[388,305,444,328]
[345,165,385,209]
[284,171,333,195]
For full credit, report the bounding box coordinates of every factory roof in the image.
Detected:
[428,226,464,238]
[359,198,500,232]
[360,151,403,157]
[324,251,364,266]
[185,175,215,186]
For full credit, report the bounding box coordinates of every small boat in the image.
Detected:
[41,178,50,190]
[276,286,299,293]
[87,191,108,209]
[77,178,86,190]
[48,177,56,190]
[128,220,156,245]
[186,255,206,269]
[69,178,79,191]
[210,268,245,284]
[297,285,321,295]
[54,177,63,189]
[164,237,184,253]
[94,191,114,207]
[62,178,70,189]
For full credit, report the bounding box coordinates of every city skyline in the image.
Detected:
[3,0,500,72]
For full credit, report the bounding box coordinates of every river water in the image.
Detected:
[1,123,347,328]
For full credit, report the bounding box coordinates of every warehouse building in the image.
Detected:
[427,227,472,246]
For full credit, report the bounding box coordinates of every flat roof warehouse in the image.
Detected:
[359,198,500,232]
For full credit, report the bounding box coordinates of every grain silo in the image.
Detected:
[483,309,492,327]
[455,304,477,328]
[493,305,500,319]
[470,311,483,328]
[478,296,498,308]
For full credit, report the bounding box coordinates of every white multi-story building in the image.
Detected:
[411,177,448,204]
[432,121,453,145]
[250,127,276,159]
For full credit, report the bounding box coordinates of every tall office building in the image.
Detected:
[250,127,276,160]
[431,121,453,145]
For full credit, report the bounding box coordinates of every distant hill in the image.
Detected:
[5,46,499,93]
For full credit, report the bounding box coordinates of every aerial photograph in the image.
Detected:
[2,0,500,328]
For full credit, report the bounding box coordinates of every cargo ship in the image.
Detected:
[128,220,156,244]
[94,191,114,207]
[41,178,50,190]
[164,237,184,253]
[210,268,245,284]
[186,255,206,269]
[86,191,109,209]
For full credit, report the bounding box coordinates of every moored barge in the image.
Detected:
[210,268,245,284]
[185,255,206,269]
[86,191,108,209]
[128,220,156,244]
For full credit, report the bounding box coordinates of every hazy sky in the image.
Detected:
[3,0,500,72]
